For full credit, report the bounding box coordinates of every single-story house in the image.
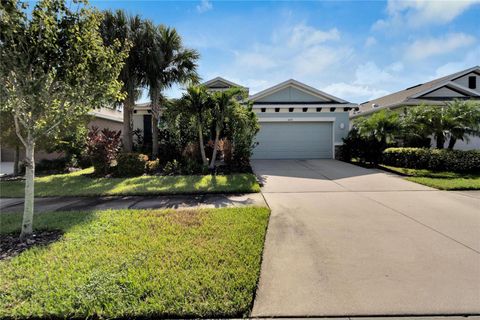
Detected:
[351,65,480,150]
[133,77,355,159]
[0,107,123,163]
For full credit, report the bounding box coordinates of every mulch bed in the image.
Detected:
[0,230,63,260]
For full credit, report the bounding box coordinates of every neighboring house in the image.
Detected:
[133,77,355,159]
[352,65,480,150]
[0,107,123,163]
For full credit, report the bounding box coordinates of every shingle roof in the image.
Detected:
[355,65,480,117]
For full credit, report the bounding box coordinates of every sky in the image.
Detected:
[91,0,480,103]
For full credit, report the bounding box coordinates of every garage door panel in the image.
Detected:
[252,122,333,159]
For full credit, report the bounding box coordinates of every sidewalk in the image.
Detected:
[0,193,267,213]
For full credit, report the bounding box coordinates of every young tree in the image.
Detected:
[178,86,213,166]
[143,22,199,158]
[100,10,145,152]
[209,87,247,169]
[0,0,126,240]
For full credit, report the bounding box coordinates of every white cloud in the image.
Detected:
[433,45,480,78]
[288,24,340,47]
[364,36,377,47]
[322,82,390,103]
[196,0,212,13]
[230,22,351,79]
[374,0,480,29]
[405,33,475,60]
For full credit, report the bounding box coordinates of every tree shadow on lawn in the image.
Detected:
[0,211,96,259]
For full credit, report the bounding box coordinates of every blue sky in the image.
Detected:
[91,0,480,103]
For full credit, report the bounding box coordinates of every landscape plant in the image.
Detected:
[86,128,122,176]
[0,0,126,239]
[209,87,247,169]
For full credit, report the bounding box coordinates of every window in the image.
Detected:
[261,108,266,113]
[316,107,322,112]
[469,76,477,89]
[302,107,308,112]
[289,108,294,112]
[275,108,280,112]
[143,115,152,145]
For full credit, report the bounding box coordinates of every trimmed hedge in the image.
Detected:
[116,153,148,177]
[382,148,480,172]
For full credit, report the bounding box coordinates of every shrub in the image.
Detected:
[145,159,161,174]
[36,158,69,173]
[382,147,480,172]
[162,160,182,176]
[116,153,148,177]
[340,128,392,164]
[86,127,122,176]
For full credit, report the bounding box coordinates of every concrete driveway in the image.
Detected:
[251,159,480,317]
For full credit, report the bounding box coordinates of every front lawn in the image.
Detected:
[381,165,480,190]
[0,167,260,197]
[0,207,270,318]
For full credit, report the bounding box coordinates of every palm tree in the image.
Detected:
[100,10,147,152]
[444,100,480,149]
[209,87,247,169]
[179,86,212,166]
[143,22,199,158]
[403,101,480,149]
[355,109,401,145]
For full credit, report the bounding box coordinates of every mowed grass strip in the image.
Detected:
[0,168,260,197]
[381,165,480,190]
[0,207,270,318]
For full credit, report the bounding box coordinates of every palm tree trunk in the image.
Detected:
[152,114,159,158]
[209,127,221,169]
[20,136,35,241]
[447,137,457,150]
[122,97,134,152]
[435,133,445,149]
[198,123,208,166]
[13,145,19,176]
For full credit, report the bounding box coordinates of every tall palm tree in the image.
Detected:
[100,10,147,152]
[143,23,199,158]
[179,86,212,166]
[209,87,247,169]
[445,100,480,149]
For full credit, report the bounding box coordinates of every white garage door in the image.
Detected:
[252,122,333,159]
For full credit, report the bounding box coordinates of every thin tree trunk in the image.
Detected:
[20,138,35,241]
[209,127,221,169]
[435,133,445,149]
[13,145,19,176]
[152,115,159,158]
[198,124,208,166]
[122,98,134,152]
[447,137,457,150]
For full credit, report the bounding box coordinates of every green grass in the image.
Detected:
[0,207,270,318]
[380,165,480,190]
[0,168,260,197]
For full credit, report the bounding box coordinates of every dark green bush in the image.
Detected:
[36,158,69,173]
[116,153,148,177]
[382,148,480,172]
[340,128,393,164]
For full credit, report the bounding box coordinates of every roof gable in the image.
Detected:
[249,79,348,104]
[202,77,245,89]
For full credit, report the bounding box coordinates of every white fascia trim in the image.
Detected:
[252,104,353,108]
[91,113,123,123]
[202,77,245,88]
[258,117,336,122]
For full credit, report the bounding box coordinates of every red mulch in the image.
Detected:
[0,230,63,260]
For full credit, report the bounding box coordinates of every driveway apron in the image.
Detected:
[251,159,480,317]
